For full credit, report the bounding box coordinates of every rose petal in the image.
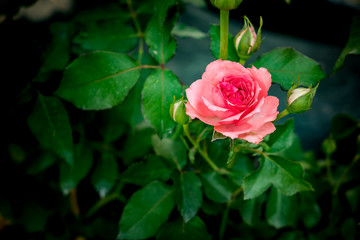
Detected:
[214,122,253,139]
[202,97,228,112]
[202,59,247,86]
[186,79,216,117]
[248,66,272,92]
[238,122,276,144]
[186,102,222,126]
[237,96,279,130]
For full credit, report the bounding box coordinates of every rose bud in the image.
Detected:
[170,97,190,125]
[234,16,262,63]
[287,84,318,114]
[210,0,243,10]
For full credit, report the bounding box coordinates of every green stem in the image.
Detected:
[239,58,246,65]
[86,192,123,218]
[183,124,219,171]
[219,201,231,240]
[333,154,359,195]
[274,108,289,122]
[226,139,236,168]
[127,0,144,64]
[69,189,80,217]
[220,9,229,60]
[171,124,183,140]
[326,156,334,186]
[219,187,243,240]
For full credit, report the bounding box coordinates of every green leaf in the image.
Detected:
[267,118,295,153]
[227,153,254,187]
[209,24,239,61]
[59,144,93,194]
[200,172,231,203]
[144,0,177,64]
[104,75,144,131]
[280,135,309,163]
[340,218,356,240]
[99,119,125,143]
[121,126,155,165]
[27,94,73,165]
[330,114,359,141]
[7,144,26,164]
[56,51,140,110]
[174,171,203,222]
[142,69,183,137]
[156,217,212,240]
[73,3,130,24]
[91,151,118,198]
[73,20,137,53]
[333,16,360,74]
[253,47,327,90]
[239,194,266,226]
[172,23,207,39]
[201,198,224,216]
[121,155,172,186]
[27,150,57,175]
[20,202,48,233]
[151,134,187,170]
[265,188,297,229]
[34,22,75,83]
[118,181,175,239]
[243,155,313,199]
[108,53,157,130]
[299,192,321,228]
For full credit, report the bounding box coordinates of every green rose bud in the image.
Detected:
[170,97,190,125]
[287,84,319,114]
[210,0,242,10]
[322,137,336,156]
[234,16,263,63]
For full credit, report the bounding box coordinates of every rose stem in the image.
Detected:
[239,58,246,65]
[274,108,289,122]
[220,9,229,60]
[333,154,359,195]
[127,0,144,64]
[183,124,219,171]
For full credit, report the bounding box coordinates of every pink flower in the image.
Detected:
[185,59,279,144]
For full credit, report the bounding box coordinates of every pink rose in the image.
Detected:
[185,59,279,144]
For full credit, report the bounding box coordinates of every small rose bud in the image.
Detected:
[170,97,190,125]
[234,16,263,63]
[322,137,336,156]
[287,84,318,114]
[288,88,310,105]
[209,0,242,10]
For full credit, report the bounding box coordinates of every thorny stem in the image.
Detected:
[183,124,219,172]
[220,9,229,60]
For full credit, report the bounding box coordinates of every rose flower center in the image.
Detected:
[219,75,255,109]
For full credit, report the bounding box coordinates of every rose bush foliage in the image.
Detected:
[2,0,359,240]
